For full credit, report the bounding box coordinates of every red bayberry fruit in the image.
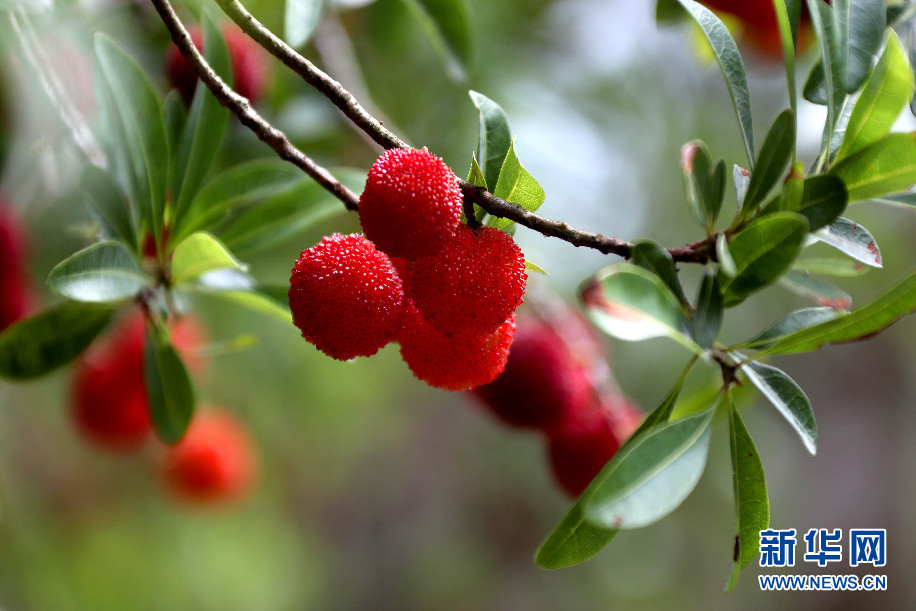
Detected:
[159,408,257,505]
[289,233,405,360]
[0,198,31,332]
[409,224,527,337]
[471,315,595,431]
[166,24,268,105]
[71,310,208,451]
[399,302,516,391]
[358,148,462,261]
[700,0,820,57]
[547,398,642,498]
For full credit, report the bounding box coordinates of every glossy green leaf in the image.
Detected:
[144,323,195,444]
[741,109,795,216]
[94,34,168,246]
[693,270,722,349]
[835,32,914,162]
[737,306,842,349]
[171,232,247,285]
[740,360,817,455]
[756,271,916,356]
[80,166,136,250]
[469,91,512,193]
[797,174,847,230]
[676,0,755,166]
[793,256,868,277]
[220,180,342,255]
[584,409,714,529]
[719,212,809,307]
[830,132,916,202]
[779,270,853,309]
[285,0,325,48]
[834,0,886,93]
[803,60,827,105]
[816,216,882,267]
[490,141,545,230]
[47,241,150,303]
[631,240,687,307]
[581,264,699,353]
[402,0,471,78]
[524,260,549,276]
[725,400,770,591]
[0,303,114,380]
[806,0,844,146]
[466,152,487,189]
[171,10,232,235]
[681,140,725,229]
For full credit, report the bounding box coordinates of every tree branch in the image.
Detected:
[149,0,359,211]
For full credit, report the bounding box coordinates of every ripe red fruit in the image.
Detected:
[358,148,462,261]
[700,0,819,57]
[547,398,642,498]
[409,224,527,337]
[159,409,257,505]
[471,315,595,431]
[289,233,405,360]
[166,24,268,105]
[0,198,31,332]
[71,311,207,451]
[399,302,516,391]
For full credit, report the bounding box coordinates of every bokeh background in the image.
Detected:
[1,0,914,608]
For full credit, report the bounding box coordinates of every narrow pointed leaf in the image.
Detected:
[835,0,886,93]
[144,323,195,444]
[402,0,471,77]
[171,232,246,285]
[0,303,114,380]
[490,142,545,230]
[631,239,687,307]
[681,141,725,228]
[725,401,770,590]
[738,307,842,349]
[816,216,882,267]
[469,91,512,192]
[741,109,796,216]
[806,0,845,145]
[793,257,868,277]
[693,270,723,348]
[80,166,136,250]
[803,60,827,105]
[47,241,150,303]
[740,360,817,455]
[779,270,852,309]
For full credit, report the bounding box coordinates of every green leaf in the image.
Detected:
[171,10,232,236]
[676,0,755,166]
[816,216,882,267]
[171,232,247,285]
[719,212,809,307]
[94,34,168,247]
[47,241,150,303]
[0,303,114,380]
[581,264,700,353]
[80,166,137,251]
[285,0,325,48]
[490,141,546,230]
[870,192,916,208]
[180,160,303,240]
[803,60,827,105]
[773,0,801,119]
[164,91,187,173]
[797,174,848,230]
[630,240,688,307]
[835,32,914,162]
[888,3,916,27]
[740,360,817,455]
[402,0,471,78]
[144,322,195,444]
[536,365,695,569]
[835,0,886,93]
[524,260,549,276]
[693,270,722,349]
[755,271,916,356]
[219,179,343,255]
[740,109,796,216]
[830,132,916,202]
[793,256,869,277]
[466,152,487,189]
[777,162,805,213]
[680,140,725,229]
[584,409,714,529]
[469,91,512,192]
[187,271,292,322]
[716,232,737,277]
[737,306,842,349]
[779,270,853,309]
[725,399,770,591]
[656,0,688,22]
[806,0,845,148]
[733,165,751,209]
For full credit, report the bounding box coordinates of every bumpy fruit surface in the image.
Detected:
[289,233,405,360]
[399,302,516,391]
[166,24,267,105]
[159,409,257,505]
[0,198,31,332]
[547,398,642,497]
[358,148,462,261]
[409,224,527,337]
[471,315,594,431]
[72,311,207,450]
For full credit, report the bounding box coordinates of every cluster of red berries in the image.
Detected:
[71,310,257,506]
[167,23,268,105]
[289,148,527,391]
[471,302,642,498]
[0,195,33,332]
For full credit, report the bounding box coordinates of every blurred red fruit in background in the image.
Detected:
[0,196,33,332]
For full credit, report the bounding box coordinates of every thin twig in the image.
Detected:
[149,0,359,211]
